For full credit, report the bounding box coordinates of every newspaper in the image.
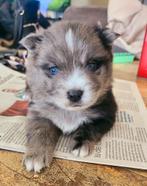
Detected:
[0,64,147,170]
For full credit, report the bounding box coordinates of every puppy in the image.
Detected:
[21,21,117,172]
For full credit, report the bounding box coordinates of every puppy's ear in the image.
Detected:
[95,24,119,48]
[20,33,44,51]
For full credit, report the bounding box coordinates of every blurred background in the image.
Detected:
[0,0,147,74]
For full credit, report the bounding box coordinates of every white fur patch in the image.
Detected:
[65,69,94,106]
[25,158,34,172]
[34,160,45,173]
[24,156,46,172]
[66,69,88,90]
[48,110,89,134]
[65,29,74,52]
[72,143,90,157]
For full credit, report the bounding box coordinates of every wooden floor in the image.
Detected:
[0,62,147,186]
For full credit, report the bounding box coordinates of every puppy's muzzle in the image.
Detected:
[67,89,83,103]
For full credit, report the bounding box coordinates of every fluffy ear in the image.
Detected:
[20,33,44,51]
[95,24,120,48]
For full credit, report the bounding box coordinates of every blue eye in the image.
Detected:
[49,66,59,76]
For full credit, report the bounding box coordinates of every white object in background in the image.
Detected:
[107,0,147,58]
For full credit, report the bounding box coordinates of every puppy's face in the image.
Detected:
[22,22,116,111]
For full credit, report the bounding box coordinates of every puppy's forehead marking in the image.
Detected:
[65,28,74,52]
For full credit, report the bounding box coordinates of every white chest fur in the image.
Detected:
[48,109,89,134]
[30,102,92,134]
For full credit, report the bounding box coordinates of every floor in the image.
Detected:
[1,150,147,186]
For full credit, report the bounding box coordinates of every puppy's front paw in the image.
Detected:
[71,143,91,158]
[23,153,48,173]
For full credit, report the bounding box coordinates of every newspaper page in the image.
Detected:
[0,64,27,115]
[0,64,147,170]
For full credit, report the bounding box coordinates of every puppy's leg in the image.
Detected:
[71,118,114,157]
[23,117,61,172]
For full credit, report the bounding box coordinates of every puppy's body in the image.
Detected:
[22,21,117,172]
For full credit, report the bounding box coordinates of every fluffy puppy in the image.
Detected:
[21,21,117,172]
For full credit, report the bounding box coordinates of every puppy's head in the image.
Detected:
[21,21,117,111]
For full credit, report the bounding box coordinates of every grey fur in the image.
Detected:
[22,21,117,172]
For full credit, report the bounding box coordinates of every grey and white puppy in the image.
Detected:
[21,21,117,172]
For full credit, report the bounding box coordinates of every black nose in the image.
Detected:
[67,89,83,102]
